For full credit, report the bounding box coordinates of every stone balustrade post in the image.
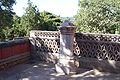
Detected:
[55,20,78,75]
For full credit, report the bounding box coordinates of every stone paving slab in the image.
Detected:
[0,62,120,80]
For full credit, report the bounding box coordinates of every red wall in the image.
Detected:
[0,39,30,59]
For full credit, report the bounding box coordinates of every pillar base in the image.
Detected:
[55,57,79,75]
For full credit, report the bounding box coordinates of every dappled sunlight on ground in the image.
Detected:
[0,62,120,80]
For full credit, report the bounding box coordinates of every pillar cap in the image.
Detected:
[57,20,76,35]
[57,20,75,29]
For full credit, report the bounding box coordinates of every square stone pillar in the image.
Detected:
[55,20,78,75]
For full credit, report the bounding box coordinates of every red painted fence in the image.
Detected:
[0,39,30,70]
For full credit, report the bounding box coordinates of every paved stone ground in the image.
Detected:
[0,62,120,80]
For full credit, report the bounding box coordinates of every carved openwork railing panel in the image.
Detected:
[30,31,120,61]
[74,33,120,61]
[75,33,120,42]
[30,31,60,61]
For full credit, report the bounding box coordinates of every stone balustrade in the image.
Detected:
[30,31,120,73]
[1,30,120,73]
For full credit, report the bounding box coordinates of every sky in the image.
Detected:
[13,0,79,17]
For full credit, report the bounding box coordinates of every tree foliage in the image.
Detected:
[0,0,16,41]
[20,0,40,35]
[19,1,62,36]
[0,0,16,28]
[75,0,120,34]
[0,0,62,41]
[39,11,62,31]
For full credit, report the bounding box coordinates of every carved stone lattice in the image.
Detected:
[30,31,120,61]
[74,33,120,61]
[30,31,60,61]
[75,33,120,42]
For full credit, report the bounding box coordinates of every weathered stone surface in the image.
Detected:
[55,21,78,75]
[30,30,120,74]
[79,57,120,73]
[1,62,120,80]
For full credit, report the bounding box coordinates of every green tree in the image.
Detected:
[39,11,62,31]
[16,0,62,37]
[20,0,40,35]
[0,0,16,41]
[0,0,16,28]
[75,0,120,34]
[12,15,27,38]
